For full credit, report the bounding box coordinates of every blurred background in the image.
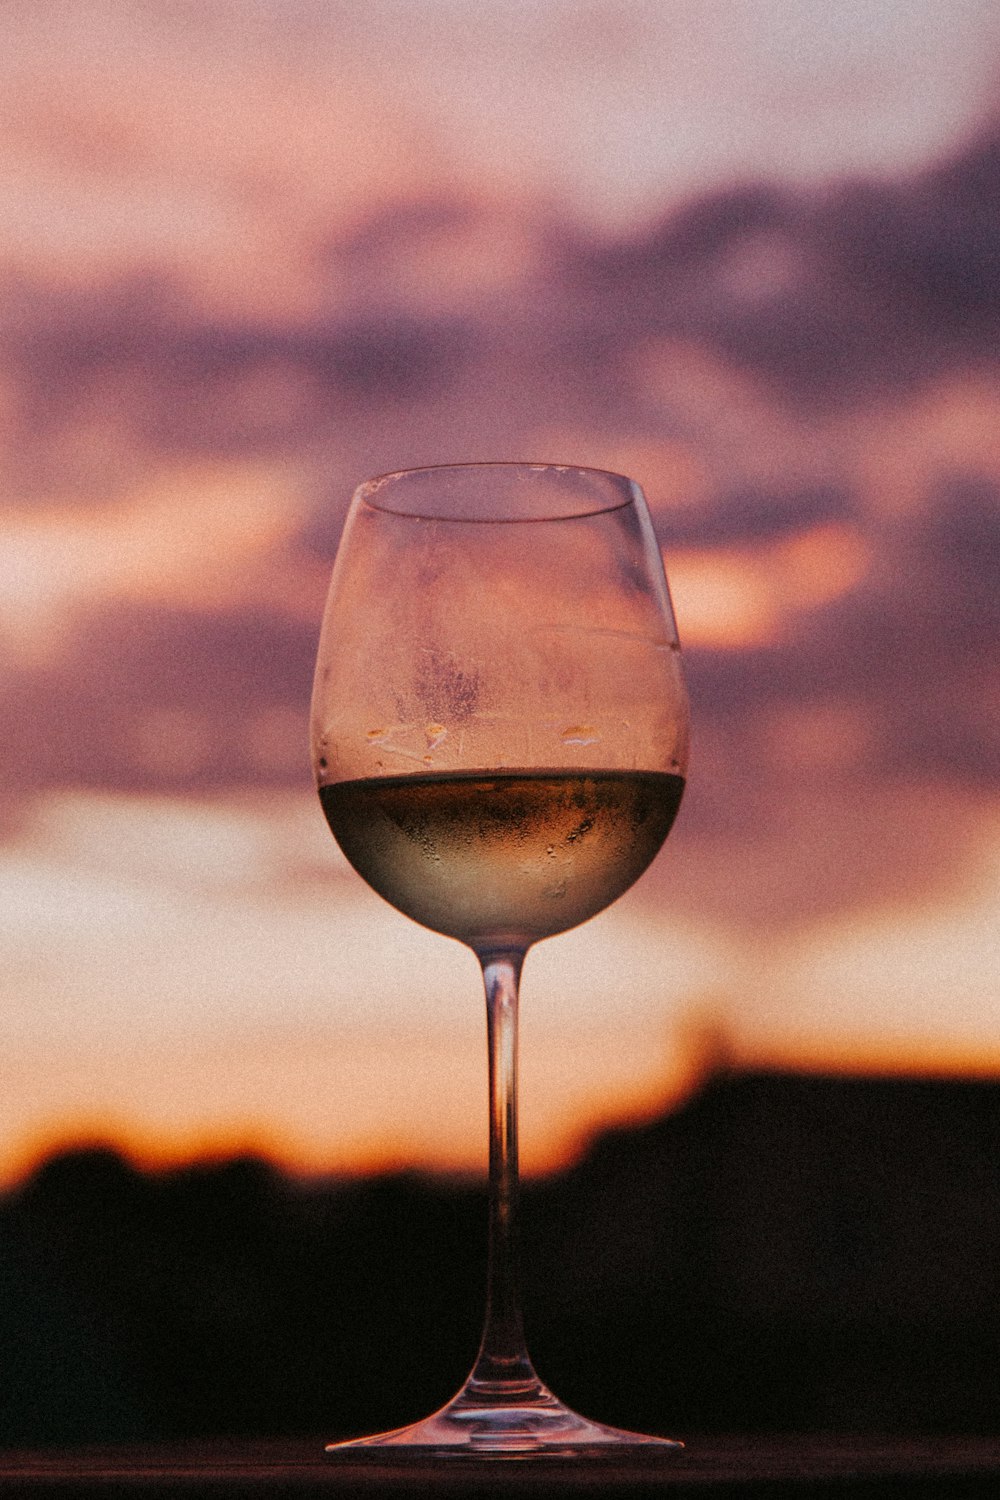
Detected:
[2,0,1000,1445]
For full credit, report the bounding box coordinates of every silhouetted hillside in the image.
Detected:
[2,1069,999,1447]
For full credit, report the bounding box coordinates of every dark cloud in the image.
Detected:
[564,121,1000,405]
[328,195,480,268]
[655,483,854,547]
[819,133,1000,335]
[0,273,475,502]
[683,471,1000,802]
[1,605,316,797]
[6,119,1000,509]
[919,473,1000,602]
[563,182,796,293]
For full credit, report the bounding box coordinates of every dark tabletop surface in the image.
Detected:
[1,1436,999,1497]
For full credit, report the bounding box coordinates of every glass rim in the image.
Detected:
[354,462,644,523]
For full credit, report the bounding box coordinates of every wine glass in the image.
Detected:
[310,463,689,1457]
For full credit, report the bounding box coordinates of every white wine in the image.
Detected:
[320,769,684,950]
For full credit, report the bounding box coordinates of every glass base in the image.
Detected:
[325,1378,682,1460]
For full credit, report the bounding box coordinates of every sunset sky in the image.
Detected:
[2,0,1000,1180]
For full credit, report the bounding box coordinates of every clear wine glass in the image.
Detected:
[310,463,690,1458]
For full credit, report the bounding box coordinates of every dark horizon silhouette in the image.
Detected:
[2,1064,999,1449]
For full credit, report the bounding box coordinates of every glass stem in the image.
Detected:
[466,948,540,1399]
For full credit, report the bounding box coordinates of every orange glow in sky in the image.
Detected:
[1,464,305,663]
[667,523,869,649]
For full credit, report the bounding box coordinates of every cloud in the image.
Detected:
[657,482,855,547]
[820,132,1000,333]
[565,122,1000,405]
[683,481,1000,795]
[1,271,476,505]
[0,604,317,801]
[0,117,998,947]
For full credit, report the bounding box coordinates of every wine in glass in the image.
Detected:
[310,463,689,1457]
